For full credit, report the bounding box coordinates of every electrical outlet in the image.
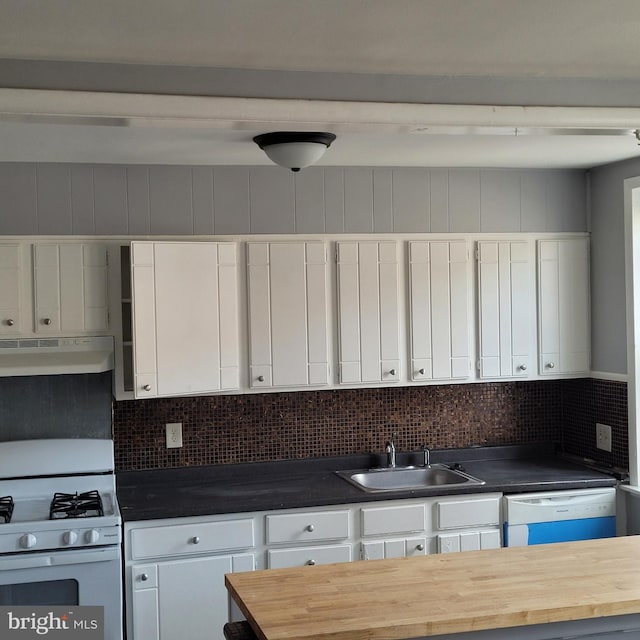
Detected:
[166,423,183,449]
[596,423,612,452]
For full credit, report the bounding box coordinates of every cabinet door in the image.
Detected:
[247,242,329,388]
[155,553,254,640]
[131,241,239,398]
[538,238,590,375]
[131,565,159,640]
[409,241,470,381]
[33,243,108,333]
[337,241,400,384]
[477,241,532,378]
[0,243,23,335]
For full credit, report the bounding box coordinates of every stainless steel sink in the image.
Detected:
[335,464,485,492]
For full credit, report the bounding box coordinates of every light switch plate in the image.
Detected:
[596,423,612,452]
[166,422,183,448]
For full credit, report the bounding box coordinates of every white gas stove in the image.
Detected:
[0,439,121,554]
[0,439,123,640]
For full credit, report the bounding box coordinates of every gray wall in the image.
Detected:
[589,158,640,375]
[0,164,586,236]
[0,372,113,441]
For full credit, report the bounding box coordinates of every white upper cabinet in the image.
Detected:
[0,241,108,337]
[337,241,400,384]
[131,241,239,399]
[408,240,471,381]
[247,241,329,388]
[477,241,533,378]
[33,243,108,334]
[538,238,590,375]
[0,243,23,335]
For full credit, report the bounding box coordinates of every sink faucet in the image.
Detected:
[421,445,431,468]
[385,432,397,468]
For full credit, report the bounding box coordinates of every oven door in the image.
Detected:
[0,546,122,640]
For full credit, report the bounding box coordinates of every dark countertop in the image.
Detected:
[116,443,619,522]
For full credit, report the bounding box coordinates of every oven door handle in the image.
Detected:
[0,547,120,570]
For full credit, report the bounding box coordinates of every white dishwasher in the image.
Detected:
[503,487,616,547]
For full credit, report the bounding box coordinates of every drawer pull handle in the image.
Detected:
[305,524,315,532]
[416,544,425,551]
[306,559,316,566]
[257,375,265,382]
[5,319,14,327]
[547,362,555,369]
[43,317,52,326]
[418,368,425,375]
[142,384,151,391]
[191,536,200,544]
[519,364,528,371]
[140,573,149,582]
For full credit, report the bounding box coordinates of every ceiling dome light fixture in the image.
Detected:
[253,131,336,172]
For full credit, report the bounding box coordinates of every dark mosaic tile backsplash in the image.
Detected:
[560,378,628,470]
[113,379,628,472]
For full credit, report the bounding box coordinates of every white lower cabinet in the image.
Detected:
[124,494,503,640]
[265,508,352,568]
[125,516,256,640]
[433,494,502,553]
[358,494,502,560]
[131,553,254,640]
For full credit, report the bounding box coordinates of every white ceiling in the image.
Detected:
[2,0,640,168]
[3,0,640,78]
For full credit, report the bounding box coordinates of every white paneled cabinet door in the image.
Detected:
[0,243,22,335]
[477,241,532,378]
[154,553,253,640]
[538,238,590,375]
[131,564,159,640]
[247,242,329,388]
[408,241,470,381]
[33,243,108,333]
[337,241,400,384]
[130,241,239,399]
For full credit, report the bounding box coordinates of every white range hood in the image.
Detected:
[0,336,114,376]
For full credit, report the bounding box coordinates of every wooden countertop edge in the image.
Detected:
[225,587,640,640]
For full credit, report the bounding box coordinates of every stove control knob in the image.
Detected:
[20,533,37,549]
[85,529,100,544]
[63,531,78,545]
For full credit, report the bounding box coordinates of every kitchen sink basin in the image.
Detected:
[335,464,485,493]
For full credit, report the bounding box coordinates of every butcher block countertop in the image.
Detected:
[225,536,640,640]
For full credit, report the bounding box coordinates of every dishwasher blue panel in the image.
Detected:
[504,516,616,546]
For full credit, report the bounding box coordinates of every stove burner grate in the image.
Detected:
[50,490,104,519]
[0,496,14,524]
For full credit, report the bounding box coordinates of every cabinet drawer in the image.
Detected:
[266,510,350,544]
[362,536,428,560]
[268,544,352,569]
[361,503,426,536]
[437,529,502,553]
[436,497,501,530]
[130,519,254,560]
